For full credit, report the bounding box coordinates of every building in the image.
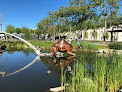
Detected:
[0,33,5,40]
[80,25,122,42]
[59,25,122,42]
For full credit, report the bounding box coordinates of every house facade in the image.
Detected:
[61,25,122,42]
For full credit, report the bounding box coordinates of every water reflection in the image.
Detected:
[0,50,97,78]
[0,50,98,92]
[0,52,41,77]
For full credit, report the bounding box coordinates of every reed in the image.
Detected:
[61,53,122,92]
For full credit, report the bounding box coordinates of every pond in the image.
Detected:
[0,51,61,92]
[0,50,121,92]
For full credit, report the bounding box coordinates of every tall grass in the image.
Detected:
[61,53,122,92]
[71,40,106,51]
[29,40,54,49]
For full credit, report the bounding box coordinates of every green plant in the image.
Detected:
[108,42,122,50]
[61,53,122,92]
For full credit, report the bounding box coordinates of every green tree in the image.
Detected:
[21,26,31,40]
[105,32,109,40]
[15,27,21,33]
[84,31,88,39]
[47,25,58,41]
[6,25,15,33]
[107,13,122,27]
[94,0,119,42]
[55,0,97,30]
[37,17,51,34]
[35,29,41,39]
[92,30,97,40]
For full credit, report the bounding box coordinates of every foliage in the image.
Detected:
[6,25,15,33]
[105,32,109,40]
[84,31,88,39]
[47,25,57,36]
[15,27,21,33]
[94,0,119,41]
[37,17,52,34]
[21,26,31,40]
[92,30,97,40]
[108,42,122,50]
[35,29,41,38]
[107,13,122,27]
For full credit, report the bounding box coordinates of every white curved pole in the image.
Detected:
[4,56,40,77]
[2,31,40,55]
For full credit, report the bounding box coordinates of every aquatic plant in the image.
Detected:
[61,53,122,92]
[108,42,122,50]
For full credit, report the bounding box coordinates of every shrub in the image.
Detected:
[108,42,122,50]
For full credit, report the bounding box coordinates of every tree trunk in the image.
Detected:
[54,27,55,41]
[59,29,60,40]
[69,25,71,44]
[104,15,107,43]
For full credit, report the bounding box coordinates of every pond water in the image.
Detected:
[0,51,62,92]
[0,50,92,92]
[0,50,121,92]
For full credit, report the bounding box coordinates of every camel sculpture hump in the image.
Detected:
[52,38,72,52]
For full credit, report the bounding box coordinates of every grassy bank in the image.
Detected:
[71,40,107,51]
[61,54,122,92]
[1,40,107,51]
[29,40,54,49]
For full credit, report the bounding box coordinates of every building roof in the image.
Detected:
[107,30,122,32]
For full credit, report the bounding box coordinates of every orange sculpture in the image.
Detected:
[52,38,83,56]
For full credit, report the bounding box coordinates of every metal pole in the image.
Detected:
[0,14,2,40]
[0,14,2,32]
[5,24,7,41]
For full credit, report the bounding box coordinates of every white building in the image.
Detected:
[80,25,122,42]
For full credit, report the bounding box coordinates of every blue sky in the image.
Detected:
[0,0,122,31]
[0,0,69,31]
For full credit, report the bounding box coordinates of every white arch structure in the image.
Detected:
[2,31,41,55]
[0,32,64,77]
[3,56,40,77]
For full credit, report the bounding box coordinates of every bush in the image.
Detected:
[108,42,122,50]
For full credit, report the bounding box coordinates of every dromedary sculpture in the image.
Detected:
[52,38,83,56]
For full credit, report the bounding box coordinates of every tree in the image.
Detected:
[37,17,51,34]
[84,31,88,39]
[55,0,97,30]
[107,13,122,27]
[6,25,15,33]
[15,27,21,33]
[47,25,57,41]
[21,26,31,40]
[35,29,41,39]
[92,30,97,40]
[105,32,109,40]
[94,0,119,42]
